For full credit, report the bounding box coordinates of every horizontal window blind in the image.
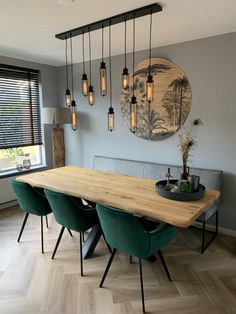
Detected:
[0,64,43,149]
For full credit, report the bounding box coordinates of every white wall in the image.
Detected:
[56,32,236,231]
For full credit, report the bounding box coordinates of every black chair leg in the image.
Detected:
[201,219,206,253]
[17,212,29,242]
[41,216,44,254]
[201,211,218,253]
[79,233,84,276]
[158,250,172,281]
[130,256,133,263]
[52,226,65,259]
[45,215,49,229]
[82,233,85,242]
[67,228,73,237]
[102,233,112,253]
[99,248,117,288]
[139,258,146,313]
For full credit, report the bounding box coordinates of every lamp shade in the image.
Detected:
[42,107,71,125]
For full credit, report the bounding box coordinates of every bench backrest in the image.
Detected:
[93,156,223,192]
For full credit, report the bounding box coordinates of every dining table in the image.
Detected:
[16,165,221,258]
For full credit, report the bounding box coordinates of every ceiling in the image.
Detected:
[0,0,236,67]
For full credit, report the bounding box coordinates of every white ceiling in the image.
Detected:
[0,0,236,66]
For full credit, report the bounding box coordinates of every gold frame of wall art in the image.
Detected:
[120,58,192,140]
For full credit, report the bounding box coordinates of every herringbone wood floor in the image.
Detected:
[0,206,235,314]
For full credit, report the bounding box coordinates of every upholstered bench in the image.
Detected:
[93,156,223,253]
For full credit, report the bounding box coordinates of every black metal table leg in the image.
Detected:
[82,224,102,259]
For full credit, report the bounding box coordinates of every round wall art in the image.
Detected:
[120,58,192,140]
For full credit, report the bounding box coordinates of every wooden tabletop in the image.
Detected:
[16,166,221,228]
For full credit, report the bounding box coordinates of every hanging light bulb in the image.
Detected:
[65,88,71,107]
[70,35,77,130]
[71,100,77,130]
[130,96,137,133]
[65,37,71,107]
[88,29,95,106]
[108,21,115,132]
[81,31,88,97]
[82,73,88,96]
[146,12,154,103]
[100,26,107,96]
[147,72,154,102]
[130,14,137,133]
[122,19,129,90]
[108,107,114,131]
[88,85,95,106]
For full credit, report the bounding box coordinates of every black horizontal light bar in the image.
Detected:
[55,3,162,40]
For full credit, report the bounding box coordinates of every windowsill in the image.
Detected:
[0,164,48,179]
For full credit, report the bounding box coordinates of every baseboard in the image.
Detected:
[0,200,17,210]
[193,221,236,238]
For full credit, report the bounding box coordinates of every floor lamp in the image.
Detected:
[42,107,71,168]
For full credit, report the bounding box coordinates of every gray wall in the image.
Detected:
[57,32,236,231]
[0,55,58,169]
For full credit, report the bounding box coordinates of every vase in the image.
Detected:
[23,159,31,170]
[181,165,189,180]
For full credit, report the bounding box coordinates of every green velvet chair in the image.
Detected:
[44,189,99,276]
[96,204,176,313]
[9,179,52,254]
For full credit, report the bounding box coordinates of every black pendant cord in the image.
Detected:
[102,25,104,62]
[148,12,153,74]
[70,35,74,100]
[109,21,112,108]
[65,38,69,88]
[89,29,92,85]
[132,14,136,97]
[124,19,127,68]
[82,31,85,74]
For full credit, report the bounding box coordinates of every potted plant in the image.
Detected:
[178,118,203,180]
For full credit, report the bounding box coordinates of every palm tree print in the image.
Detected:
[168,76,190,127]
[120,58,192,141]
[161,91,181,126]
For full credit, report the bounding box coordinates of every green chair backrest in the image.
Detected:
[96,204,152,258]
[44,189,94,232]
[9,179,51,216]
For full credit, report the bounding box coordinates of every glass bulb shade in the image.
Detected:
[71,100,77,130]
[130,96,137,133]
[108,107,114,131]
[88,85,95,106]
[65,89,71,107]
[81,73,88,97]
[122,67,129,90]
[146,74,154,103]
[100,61,107,96]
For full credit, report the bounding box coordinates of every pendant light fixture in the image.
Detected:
[130,14,137,133]
[70,35,77,130]
[65,37,71,107]
[88,29,95,106]
[100,25,107,97]
[81,31,88,97]
[146,12,154,103]
[122,19,129,90]
[108,21,114,132]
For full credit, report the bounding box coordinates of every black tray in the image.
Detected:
[155,179,205,201]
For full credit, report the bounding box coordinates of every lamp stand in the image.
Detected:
[52,128,65,168]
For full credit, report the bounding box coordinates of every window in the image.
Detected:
[0,64,43,173]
